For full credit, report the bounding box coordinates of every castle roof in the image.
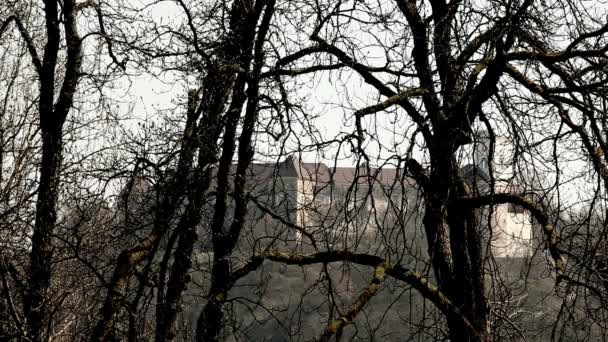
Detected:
[244,156,415,188]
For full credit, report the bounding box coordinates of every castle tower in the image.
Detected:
[466,131,533,258]
[472,131,515,182]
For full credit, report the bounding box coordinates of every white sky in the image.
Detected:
[63,0,608,209]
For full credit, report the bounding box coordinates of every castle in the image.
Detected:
[245,133,534,258]
[245,156,414,221]
[117,134,534,258]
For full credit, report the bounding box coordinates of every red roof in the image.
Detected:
[244,156,415,188]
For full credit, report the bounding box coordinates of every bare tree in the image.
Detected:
[2,0,608,342]
[227,1,608,341]
[1,1,85,340]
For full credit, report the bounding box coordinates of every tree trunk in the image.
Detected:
[426,137,489,342]
[24,126,63,342]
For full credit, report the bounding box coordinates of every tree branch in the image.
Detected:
[260,63,345,78]
[318,264,386,342]
[354,87,428,118]
[92,2,127,70]
[0,15,42,74]
[252,250,479,337]
[456,193,564,274]
[394,0,442,120]
[309,36,432,142]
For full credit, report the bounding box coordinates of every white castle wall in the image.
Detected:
[472,132,533,258]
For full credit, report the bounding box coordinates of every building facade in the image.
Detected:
[246,134,533,258]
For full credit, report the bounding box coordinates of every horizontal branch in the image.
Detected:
[242,250,478,337]
[456,193,564,274]
[275,45,326,67]
[508,44,608,61]
[260,63,345,78]
[354,88,428,117]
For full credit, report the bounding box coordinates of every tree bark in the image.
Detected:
[195,1,274,340]
[22,1,82,341]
